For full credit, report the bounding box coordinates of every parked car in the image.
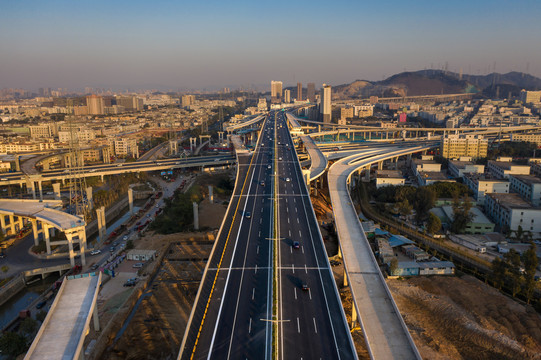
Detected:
[132,263,144,268]
[90,250,101,255]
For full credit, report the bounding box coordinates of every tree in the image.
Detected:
[491,257,506,290]
[397,199,413,218]
[0,331,28,358]
[389,258,398,276]
[450,195,474,234]
[522,244,538,303]
[426,213,442,235]
[19,317,38,336]
[36,310,47,323]
[504,249,522,297]
[413,187,436,223]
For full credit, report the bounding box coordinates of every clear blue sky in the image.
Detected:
[1,0,540,91]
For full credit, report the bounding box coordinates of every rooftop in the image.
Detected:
[375,170,403,179]
[486,193,534,209]
[510,174,541,185]
[488,160,531,170]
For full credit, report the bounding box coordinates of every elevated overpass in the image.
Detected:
[327,145,437,360]
[224,114,266,132]
[25,272,102,360]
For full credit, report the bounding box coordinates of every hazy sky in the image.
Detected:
[1,0,540,91]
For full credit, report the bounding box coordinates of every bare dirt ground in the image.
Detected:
[99,233,212,360]
[388,275,541,360]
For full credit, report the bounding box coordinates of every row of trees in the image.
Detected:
[374,182,474,233]
[491,245,538,304]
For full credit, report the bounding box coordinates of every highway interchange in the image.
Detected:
[180,111,356,359]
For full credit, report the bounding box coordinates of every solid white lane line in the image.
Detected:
[297,317,300,333]
[294,287,297,300]
[252,288,255,300]
[313,318,318,333]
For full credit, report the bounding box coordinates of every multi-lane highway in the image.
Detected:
[179,111,356,359]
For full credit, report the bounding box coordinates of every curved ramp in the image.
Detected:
[300,135,327,181]
[328,146,432,360]
[25,272,102,360]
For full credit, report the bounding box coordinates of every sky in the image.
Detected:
[1,0,540,91]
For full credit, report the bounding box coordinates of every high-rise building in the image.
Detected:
[307,83,316,103]
[319,84,332,123]
[86,95,105,115]
[271,81,283,100]
[441,134,488,159]
[284,89,291,103]
[181,95,196,108]
[297,82,302,101]
[520,90,541,104]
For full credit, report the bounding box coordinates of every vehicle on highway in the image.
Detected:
[90,264,99,271]
[301,283,309,291]
[293,241,300,249]
[123,235,128,241]
[90,250,101,255]
[260,181,265,186]
[267,165,271,169]
[110,247,115,252]
[36,300,47,309]
[0,178,7,181]
[132,262,144,268]
[285,178,291,182]
[279,157,282,161]
[244,211,251,219]
[117,164,123,167]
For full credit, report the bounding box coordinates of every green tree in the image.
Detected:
[491,257,506,290]
[0,331,28,359]
[522,244,538,304]
[504,249,522,297]
[426,213,442,235]
[450,195,474,234]
[397,199,413,217]
[389,258,398,275]
[413,187,436,223]
[36,310,47,323]
[19,317,38,336]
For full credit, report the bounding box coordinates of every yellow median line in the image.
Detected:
[190,136,260,359]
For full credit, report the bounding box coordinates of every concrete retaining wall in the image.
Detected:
[0,273,26,307]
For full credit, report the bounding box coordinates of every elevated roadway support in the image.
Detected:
[25,272,102,360]
[328,146,433,360]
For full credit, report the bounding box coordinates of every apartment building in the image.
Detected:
[463,173,509,205]
[487,160,531,179]
[510,133,541,146]
[509,174,541,206]
[448,160,484,178]
[112,138,139,158]
[441,134,488,159]
[485,193,541,234]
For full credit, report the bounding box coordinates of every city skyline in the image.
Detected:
[1,0,541,90]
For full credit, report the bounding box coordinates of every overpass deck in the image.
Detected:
[300,135,327,181]
[0,199,84,231]
[25,272,101,360]
[327,146,432,360]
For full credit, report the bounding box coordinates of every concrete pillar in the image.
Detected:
[31,219,39,246]
[86,187,93,210]
[53,183,61,200]
[302,169,311,187]
[169,140,178,155]
[79,229,86,266]
[18,216,23,232]
[218,131,224,145]
[208,185,213,204]
[193,202,199,230]
[9,215,15,235]
[364,167,370,181]
[43,224,51,254]
[0,215,5,235]
[67,234,75,267]
[190,137,197,153]
[351,304,358,329]
[93,303,100,332]
[97,207,106,243]
[38,181,43,201]
[42,160,50,171]
[128,188,134,215]
[378,161,383,170]
[15,156,20,172]
[100,174,104,182]
[30,181,36,200]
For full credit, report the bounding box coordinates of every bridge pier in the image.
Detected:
[15,156,20,172]
[86,187,93,210]
[378,161,383,170]
[31,219,39,246]
[193,202,199,230]
[190,137,197,153]
[208,186,213,204]
[38,181,43,201]
[218,131,224,145]
[43,223,51,254]
[53,183,61,200]
[97,207,106,243]
[128,188,134,215]
[9,215,15,235]
[0,215,5,235]
[169,140,178,155]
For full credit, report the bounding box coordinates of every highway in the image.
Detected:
[179,111,356,359]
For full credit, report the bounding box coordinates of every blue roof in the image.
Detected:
[388,235,415,247]
[375,228,389,236]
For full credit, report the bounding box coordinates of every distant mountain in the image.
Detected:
[332,70,541,100]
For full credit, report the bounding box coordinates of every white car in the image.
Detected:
[123,235,128,241]
[285,178,291,182]
[90,250,101,255]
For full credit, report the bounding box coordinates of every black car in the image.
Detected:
[292,241,300,249]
